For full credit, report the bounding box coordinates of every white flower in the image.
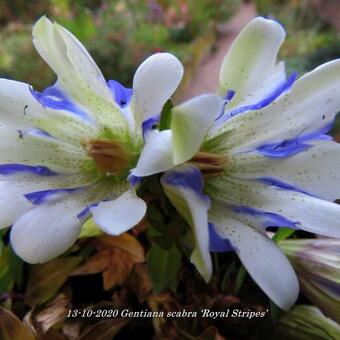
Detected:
[0,17,183,264]
[132,17,340,310]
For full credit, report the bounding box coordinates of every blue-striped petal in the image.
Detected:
[217,72,297,123]
[161,164,212,282]
[30,84,90,120]
[231,204,299,229]
[209,223,234,252]
[108,80,133,108]
[0,164,56,176]
[255,122,333,158]
[24,188,80,205]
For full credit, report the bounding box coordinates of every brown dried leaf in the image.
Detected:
[126,263,152,303]
[94,234,145,262]
[148,292,180,334]
[24,293,70,336]
[73,233,145,290]
[71,250,110,276]
[62,320,83,340]
[25,256,82,307]
[78,319,128,340]
[0,307,35,340]
[102,248,134,290]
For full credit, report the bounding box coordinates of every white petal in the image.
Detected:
[219,17,285,107]
[212,59,340,152]
[32,17,127,131]
[132,53,183,126]
[161,164,212,282]
[90,190,146,235]
[0,170,99,229]
[206,176,340,238]
[171,94,221,164]
[10,197,83,263]
[0,79,40,129]
[132,130,174,176]
[210,202,299,310]
[0,79,98,145]
[0,181,33,229]
[236,61,286,108]
[231,140,340,201]
[0,126,89,173]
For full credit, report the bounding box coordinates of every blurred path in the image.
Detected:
[181,3,256,100]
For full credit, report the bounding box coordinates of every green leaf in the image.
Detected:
[8,247,23,288]
[147,243,182,293]
[147,202,166,224]
[273,228,295,243]
[0,248,14,295]
[221,262,236,292]
[0,307,35,340]
[0,229,7,256]
[159,100,173,131]
[25,256,82,307]
[234,265,247,293]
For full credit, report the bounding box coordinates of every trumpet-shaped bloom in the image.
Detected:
[133,17,340,310]
[280,238,340,323]
[0,17,183,264]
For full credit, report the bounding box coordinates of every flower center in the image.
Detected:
[86,138,129,176]
[190,151,226,178]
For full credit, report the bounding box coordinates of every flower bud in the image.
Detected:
[279,238,340,323]
[276,305,340,339]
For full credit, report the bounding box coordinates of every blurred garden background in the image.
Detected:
[2,0,340,133]
[1,0,340,339]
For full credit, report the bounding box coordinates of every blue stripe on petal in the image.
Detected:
[256,122,333,158]
[162,164,204,194]
[256,140,312,157]
[217,72,297,123]
[77,206,91,220]
[215,89,235,121]
[259,177,313,196]
[162,165,211,207]
[232,205,300,229]
[128,173,142,187]
[0,164,57,176]
[209,223,235,252]
[30,84,90,120]
[24,188,78,205]
[108,80,133,108]
[25,128,53,138]
[142,114,160,140]
[77,202,99,220]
